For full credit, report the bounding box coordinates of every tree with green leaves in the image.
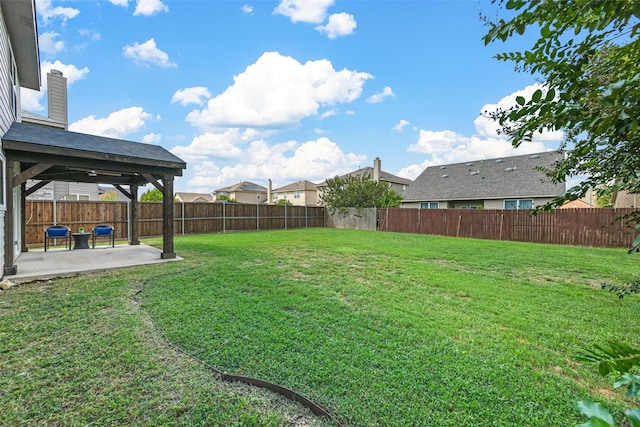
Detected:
[140,188,163,202]
[482,0,639,239]
[98,190,120,201]
[320,173,403,213]
[483,3,640,423]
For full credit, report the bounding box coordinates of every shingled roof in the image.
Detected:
[339,166,413,186]
[403,151,566,202]
[215,181,267,193]
[273,180,318,192]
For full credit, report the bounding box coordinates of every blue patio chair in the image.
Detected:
[44,225,71,251]
[92,224,115,248]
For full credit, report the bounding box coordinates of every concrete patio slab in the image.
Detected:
[8,244,183,283]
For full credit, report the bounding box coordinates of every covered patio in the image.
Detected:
[2,122,187,277]
[9,243,183,283]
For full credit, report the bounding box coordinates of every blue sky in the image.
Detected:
[24,0,563,193]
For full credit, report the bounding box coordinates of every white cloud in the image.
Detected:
[179,134,365,190]
[392,119,410,132]
[475,83,563,141]
[274,0,334,24]
[367,86,395,104]
[36,0,80,22]
[319,109,337,119]
[39,32,64,55]
[171,87,211,106]
[69,106,152,138]
[241,5,254,14]
[134,0,169,16]
[79,29,101,42]
[171,129,247,162]
[108,0,128,6]
[185,51,372,129]
[123,38,176,68]
[21,61,90,111]
[399,84,564,180]
[142,133,162,144]
[316,12,356,39]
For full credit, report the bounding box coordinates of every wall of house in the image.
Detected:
[0,8,17,273]
[232,191,266,204]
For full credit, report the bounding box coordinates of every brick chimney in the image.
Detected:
[47,69,68,129]
[267,179,273,204]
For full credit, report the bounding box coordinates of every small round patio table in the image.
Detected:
[72,232,91,249]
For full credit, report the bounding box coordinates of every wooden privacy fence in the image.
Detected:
[378,208,637,248]
[26,201,326,247]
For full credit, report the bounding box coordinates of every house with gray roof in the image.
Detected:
[213,181,267,204]
[270,180,319,206]
[317,157,412,206]
[402,151,566,210]
[175,192,214,203]
[338,157,412,194]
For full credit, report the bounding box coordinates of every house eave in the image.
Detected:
[2,0,41,91]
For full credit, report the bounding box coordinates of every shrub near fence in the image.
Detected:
[378,208,637,248]
[26,201,326,247]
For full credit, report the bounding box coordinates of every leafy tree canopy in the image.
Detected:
[140,188,163,202]
[99,190,120,201]
[483,0,640,216]
[320,173,403,212]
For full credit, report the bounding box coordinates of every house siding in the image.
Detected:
[0,7,16,273]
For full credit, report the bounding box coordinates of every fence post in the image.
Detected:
[181,202,185,235]
[305,206,308,228]
[257,204,260,231]
[126,200,131,242]
[223,202,226,233]
[284,204,287,230]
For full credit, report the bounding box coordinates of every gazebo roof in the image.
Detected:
[2,122,185,185]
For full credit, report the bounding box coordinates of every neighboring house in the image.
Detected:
[270,180,319,206]
[402,151,566,210]
[317,157,412,205]
[560,199,594,209]
[175,192,214,203]
[612,190,639,209]
[24,69,101,201]
[213,181,267,204]
[1,0,41,273]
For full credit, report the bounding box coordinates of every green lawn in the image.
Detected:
[2,229,639,426]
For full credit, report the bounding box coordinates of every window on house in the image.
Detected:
[273,193,279,200]
[294,191,300,199]
[420,202,439,209]
[504,199,533,209]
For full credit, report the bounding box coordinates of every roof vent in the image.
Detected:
[496,159,504,163]
[441,174,448,178]
[440,166,446,170]
[466,162,473,167]
[530,154,540,159]
[470,171,480,176]
[505,167,517,172]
